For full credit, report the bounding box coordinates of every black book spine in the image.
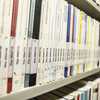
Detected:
[29,0,42,86]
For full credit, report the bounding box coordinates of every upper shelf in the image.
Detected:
[66,0,100,21]
[0,68,100,100]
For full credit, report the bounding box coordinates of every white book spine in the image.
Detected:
[43,0,50,84]
[36,0,45,85]
[1,0,12,95]
[20,0,30,88]
[12,0,24,91]
[47,0,53,83]
[39,0,47,85]
[0,0,4,36]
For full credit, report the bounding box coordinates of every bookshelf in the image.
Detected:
[66,0,100,21]
[0,0,100,100]
[0,68,100,100]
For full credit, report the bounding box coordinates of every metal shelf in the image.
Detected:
[66,0,100,21]
[0,68,100,100]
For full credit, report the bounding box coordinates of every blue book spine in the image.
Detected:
[64,67,68,78]
[64,2,68,78]
[71,65,74,76]
[64,4,71,78]
[85,91,88,100]
[73,7,77,43]
[81,93,84,100]
[28,0,36,38]
[67,4,71,42]
[89,89,91,100]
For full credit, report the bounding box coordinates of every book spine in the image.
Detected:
[73,7,77,75]
[80,12,85,73]
[0,0,4,36]
[85,16,90,71]
[19,0,30,88]
[44,0,50,83]
[70,6,75,76]
[28,0,36,87]
[0,0,13,95]
[84,14,87,72]
[7,0,19,93]
[29,0,42,86]
[74,8,78,75]
[62,0,68,79]
[77,11,82,74]
[12,0,25,92]
[36,0,46,85]
[25,0,35,87]
[65,4,71,78]
[0,0,6,95]
[69,5,73,76]
[46,0,53,83]
[58,0,63,80]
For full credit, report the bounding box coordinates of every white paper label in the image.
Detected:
[30,39,39,74]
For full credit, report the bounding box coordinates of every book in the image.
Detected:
[72,7,77,76]
[78,11,82,74]
[3,0,13,94]
[75,8,80,75]
[81,12,85,73]
[0,0,6,95]
[83,77,100,100]
[28,0,36,87]
[12,0,25,92]
[69,5,74,76]
[47,0,55,83]
[0,0,10,95]
[70,6,75,76]
[66,4,71,77]
[29,0,42,86]
[25,0,35,87]
[62,0,68,79]
[20,0,30,88]
[58,86,83,100]
[7,0,19,93]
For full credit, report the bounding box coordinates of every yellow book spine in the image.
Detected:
[77,11,82,74]
[85,16,90,71]
[79,11,82,44]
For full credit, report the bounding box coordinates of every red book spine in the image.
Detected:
[72,7,75,42]
[7,0,19,93]
[7,78,12,93]
[11,0,19,37]
[70,7,75,77]
[13,0,19,37]
[77,94,80,100]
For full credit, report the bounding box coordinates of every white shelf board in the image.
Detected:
[66,0,100,21]
[0,68,100,100]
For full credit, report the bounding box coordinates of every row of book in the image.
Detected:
[0,0,100,96]
[33,77,100,100]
